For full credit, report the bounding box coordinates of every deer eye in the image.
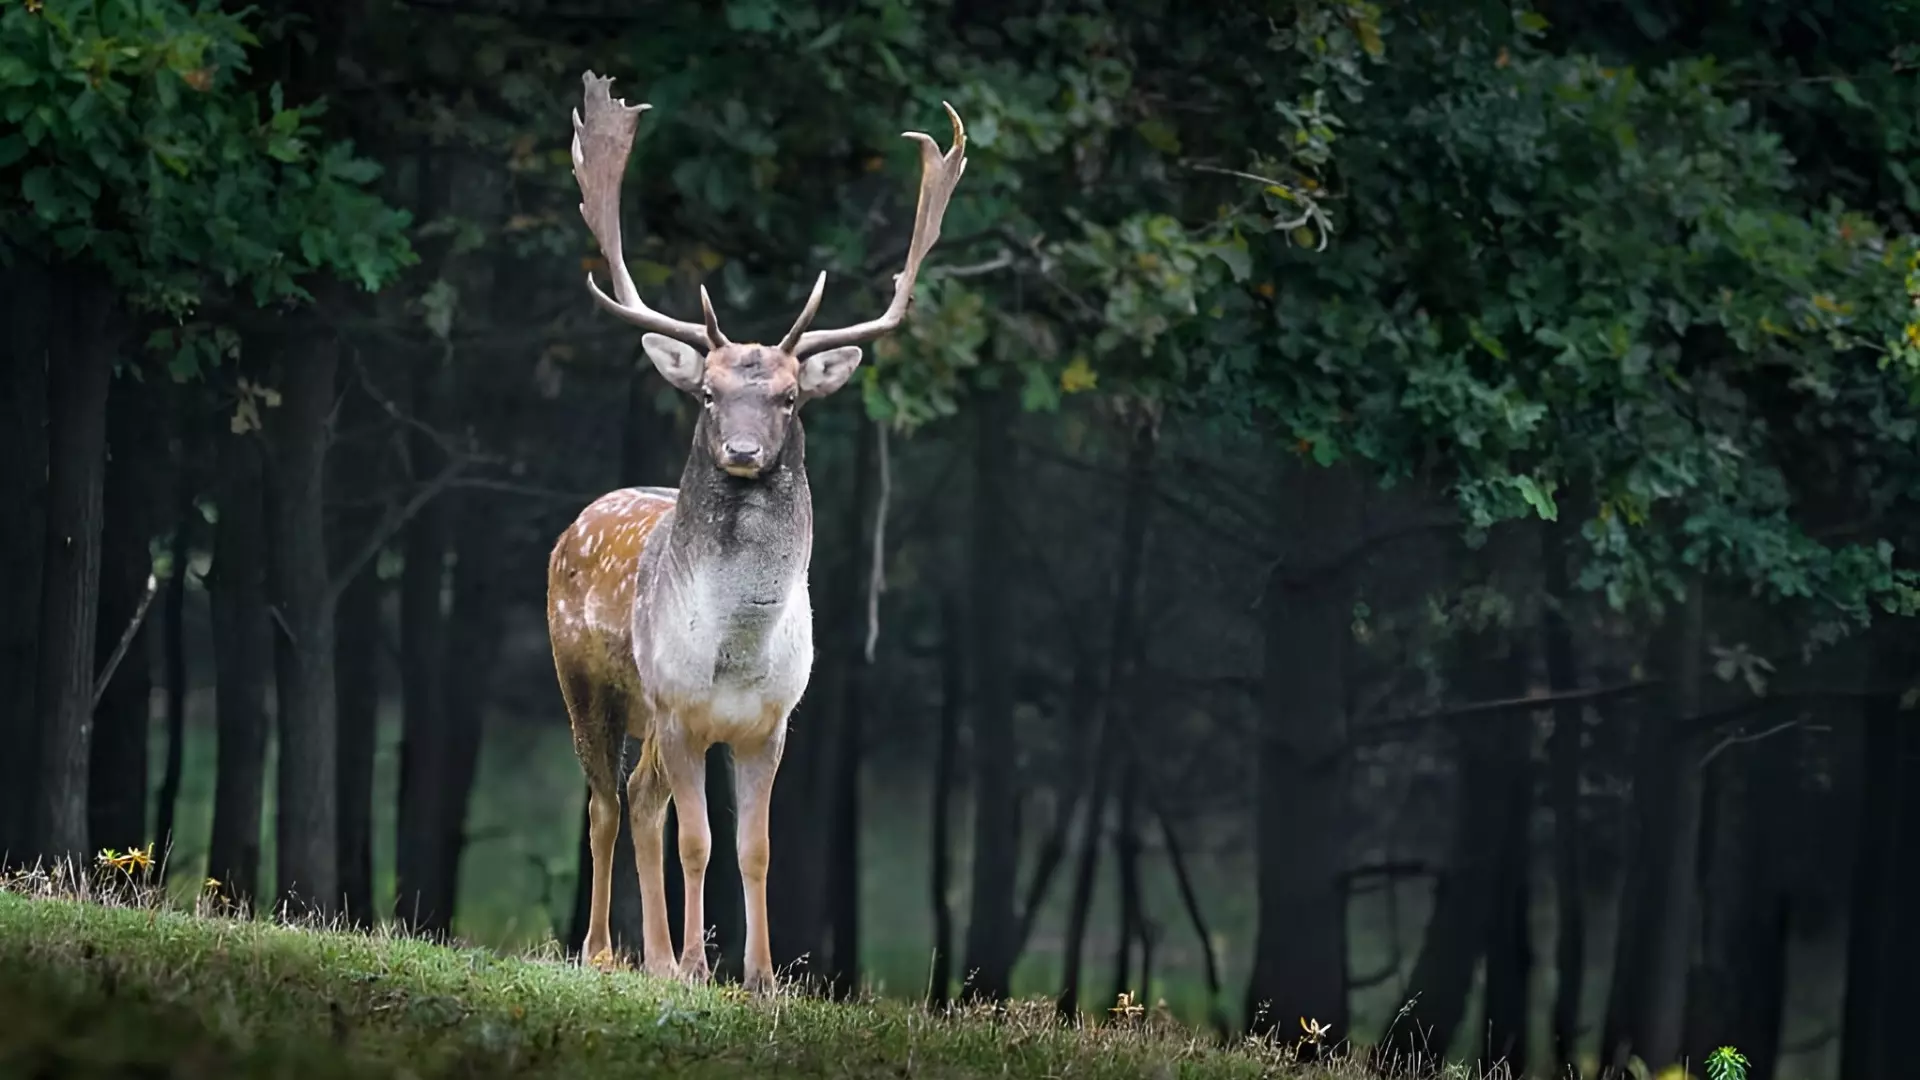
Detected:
[701,386,715,408]
[784,389,798,409]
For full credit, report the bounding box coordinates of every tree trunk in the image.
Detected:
[1244,457,1361,1044]
[961,388,1019,1002]
[1686,721,1793,1080]
[266,334,342,915]
[1839,695,1897,1080]
[769,668,831,976]
[1058,414,1156,1016]
[207,426,273,908]
[154,454,194,878]
[1013,649,1098,958]
[0,261,50,867]
[394,348,451,930]
[1107,756,1145,1008]
[1392,727,1509,1063]
[330,365,385,926]
[1839,631,1919,1080]
[1058,740,1115,1016]
[431,488,512,936]
[1480,705,1534,1073]
[89,375,158,857]
[333,546,381,925]
[1604,578,1706,1074]
[927,590,962,1009]
[34,276,122,866]
[825,414,876,996]
[1541,521,1586,1078]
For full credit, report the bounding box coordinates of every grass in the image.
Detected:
[0,881,1359,1080]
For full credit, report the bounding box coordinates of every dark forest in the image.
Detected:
[4,1,1920,1078]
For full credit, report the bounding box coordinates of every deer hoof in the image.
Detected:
[742,967,777,997]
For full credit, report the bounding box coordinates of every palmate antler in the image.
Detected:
[571,71,967,356]
[572,71,726,350]
[778,103,969,356]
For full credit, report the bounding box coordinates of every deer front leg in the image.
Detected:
[661,728,714,982]
[733,727,787,995]
[626,745,677,978]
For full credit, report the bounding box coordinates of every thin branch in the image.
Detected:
[327,459,468,604]
[352,352,468,461]
[446,477,608,503]
[923,250,1016,281]
[92,574,160,710]
[1355,681,1659,748]
[1183,162,1333,250]
[1698,718,1801,769]
[864,423,891,663]
[1151,800,1229,1036]
[1726,61,1915,90]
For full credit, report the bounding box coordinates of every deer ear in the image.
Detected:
[641,333,705,393]
[798,346,863,399]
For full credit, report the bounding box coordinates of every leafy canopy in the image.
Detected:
[0,0,414,376]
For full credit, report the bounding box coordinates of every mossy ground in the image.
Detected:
[0,883,1363,1079]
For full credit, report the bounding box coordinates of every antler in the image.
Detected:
[780,103,968,356]
[573,71,720,350]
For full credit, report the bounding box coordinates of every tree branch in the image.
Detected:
[1354,681,1660,748]
[327,458,468,604]
[92,574,160,710]
[864,423,891,663]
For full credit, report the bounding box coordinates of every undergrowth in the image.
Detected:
[0,854,1745,1079]
[0,855,1347,1079]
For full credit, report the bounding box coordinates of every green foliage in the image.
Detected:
[1705,1045,1750,1080]
[0,0,414,374]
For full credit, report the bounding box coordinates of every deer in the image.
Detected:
[546,71,967,993]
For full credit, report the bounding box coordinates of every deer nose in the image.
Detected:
[722,439,764,472]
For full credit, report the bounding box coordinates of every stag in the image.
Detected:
[547,72,966,991]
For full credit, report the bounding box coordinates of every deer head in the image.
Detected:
[571,71,967,479]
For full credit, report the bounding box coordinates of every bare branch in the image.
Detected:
[1184,161,1334,250]
[327,458,468,604]
[1355,681,1660,748]
[92,574,160,710]
[864,423,891,663]
[1698,718,1802,769]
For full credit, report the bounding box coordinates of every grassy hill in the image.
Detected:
[0,884,1349,1079]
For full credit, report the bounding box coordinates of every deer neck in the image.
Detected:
[665,412,813,604]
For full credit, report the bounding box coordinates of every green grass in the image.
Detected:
[0,886,1351,1080]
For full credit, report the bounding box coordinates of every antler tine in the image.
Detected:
[573,71,716,350]
[699,285,731,348]
[777,271,828,353]
[791,102,968,357]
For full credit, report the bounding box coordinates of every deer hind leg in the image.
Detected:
[626,726,677,979]
[558,666,623,971]
[732,725,788,995]
[658,725,714,982]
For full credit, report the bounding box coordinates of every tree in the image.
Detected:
[1,0,411,889]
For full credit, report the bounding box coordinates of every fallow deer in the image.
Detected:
[546,72,966,992]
